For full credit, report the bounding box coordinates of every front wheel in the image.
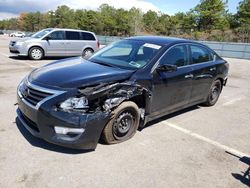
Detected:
[203,80,222,106]
[29,47,44,60]
[102,101,140,144]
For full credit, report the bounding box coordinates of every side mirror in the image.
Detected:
[156,64,177,72]
[43,36,51,41]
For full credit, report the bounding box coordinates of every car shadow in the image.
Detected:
[15,105,201,153]
[140,105,201,131]
[227,152,250,187]
[15,117,94,154]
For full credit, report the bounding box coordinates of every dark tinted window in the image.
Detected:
[190,45,211,64]
[48,31,64,40]
[66,31,80,40]
[159,45,188,67]
[81,32,95,40]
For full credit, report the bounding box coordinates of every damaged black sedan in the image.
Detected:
[16,36,229,150]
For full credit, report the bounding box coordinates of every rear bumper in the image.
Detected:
[16,86,111,150]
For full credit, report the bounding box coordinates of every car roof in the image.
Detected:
[126,36,194,46]
[50,28,95,35]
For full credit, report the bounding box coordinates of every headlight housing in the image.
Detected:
[16,41,25,46]
[59,96,89,111]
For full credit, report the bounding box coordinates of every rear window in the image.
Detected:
[81,32,96,40]
[190,45,212,64]
[66,31,80,40]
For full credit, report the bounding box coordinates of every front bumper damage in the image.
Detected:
[16,80,150,150]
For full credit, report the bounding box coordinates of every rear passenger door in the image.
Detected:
[189,44,216,103]
[65,31,82,56]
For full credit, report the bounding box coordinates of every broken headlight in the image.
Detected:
[59,96,89,111]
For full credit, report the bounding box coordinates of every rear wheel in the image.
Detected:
[82,48,94,59]
[203,80,222,106]
[102,101,140,144]
[29,47,44,60]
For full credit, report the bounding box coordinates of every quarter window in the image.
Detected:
[66,31,80,40]
[81,32,95,40]
[159,45,188,67]
[47,31,64,40]
[190,45,211,64]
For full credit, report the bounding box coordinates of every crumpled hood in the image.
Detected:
[29,57,135,89]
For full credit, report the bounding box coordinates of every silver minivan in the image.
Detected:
[9,28,100,60]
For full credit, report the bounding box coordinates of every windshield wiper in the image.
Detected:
[89,60,116,68]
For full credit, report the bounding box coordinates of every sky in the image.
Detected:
[0,0,242,20]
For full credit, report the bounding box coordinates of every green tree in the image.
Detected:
[192,0,228,31]
[236,0,250,42]
[129,7,143,35]
[143,10,158,33]
[99,4,116,35]
[54,5,77,28]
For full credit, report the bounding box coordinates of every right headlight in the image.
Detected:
[59,96,89,111]
[16,41,25,46]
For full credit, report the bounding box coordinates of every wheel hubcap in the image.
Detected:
[210,84,220,102]
[83,50,93,58]
[113,111,134,139]
[31,49,42,59]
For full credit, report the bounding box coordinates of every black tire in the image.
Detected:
[28,47,44,60]
[82,48,94,59]
[102,101,140,144]
[203,80,222,106]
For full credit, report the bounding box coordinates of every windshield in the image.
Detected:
[89,40,162,70]
[31,29,53,38]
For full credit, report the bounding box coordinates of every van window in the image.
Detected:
[190,45,212,64]
[81,32,95,40]
[48,31,64,40]
[66,31,80,40]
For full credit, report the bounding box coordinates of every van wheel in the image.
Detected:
[102,101,140,144]
[203,80,222,106]
[82,48,93,59]
[29,47,44,60]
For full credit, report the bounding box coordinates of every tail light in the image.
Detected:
[97,40,100,48]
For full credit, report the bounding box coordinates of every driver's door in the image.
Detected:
[42,31,67,56]
[150,44,193,116]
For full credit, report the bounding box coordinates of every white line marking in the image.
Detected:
[163,121,249,158]
[0,52,9,57]
[222,97,242,106]
[0,52,36,68]
[18,61,36,68]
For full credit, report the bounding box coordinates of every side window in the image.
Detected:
[47,31,64,40]
[81,32,96,40]
[190,45,212,64]
[159,45,188,67]
[65,31,80,40]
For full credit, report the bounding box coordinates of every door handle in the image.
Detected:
[185,74,194,79]
[210,67,216,71]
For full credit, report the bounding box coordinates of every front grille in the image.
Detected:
[20,83,53,106]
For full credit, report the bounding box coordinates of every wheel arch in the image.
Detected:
[215,77,224,90]
[28,45,45,55]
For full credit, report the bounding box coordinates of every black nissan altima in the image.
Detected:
[16,36,229,150]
